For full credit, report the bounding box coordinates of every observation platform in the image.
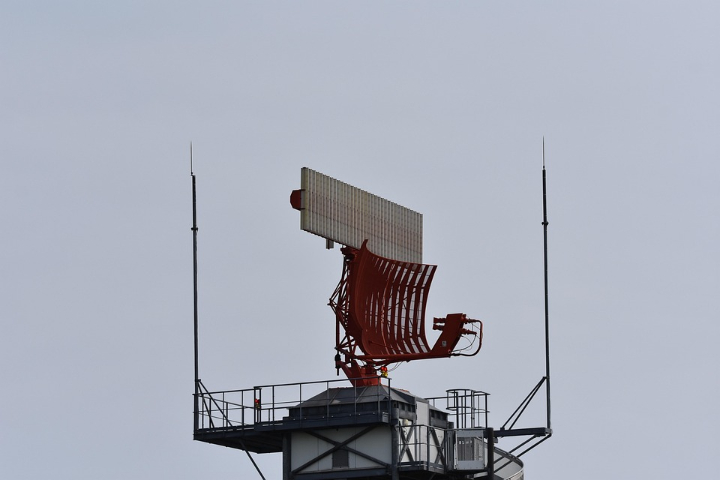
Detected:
[193,378,527,480]
[193,380,427,453]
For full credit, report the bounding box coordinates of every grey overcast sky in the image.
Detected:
[2,2,718,479]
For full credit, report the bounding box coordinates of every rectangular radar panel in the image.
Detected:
[290,167,422,263]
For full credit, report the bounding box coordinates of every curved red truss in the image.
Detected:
[330,240,482,384]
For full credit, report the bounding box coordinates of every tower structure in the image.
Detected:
[192,165,552,480]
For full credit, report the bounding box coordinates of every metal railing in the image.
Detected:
[426,388,489,430]
[195,377,392,431]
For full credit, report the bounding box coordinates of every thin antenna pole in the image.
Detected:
[542,138,552,431]
[191,142,200,432]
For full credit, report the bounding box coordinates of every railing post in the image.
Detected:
[426,425,430,470]
[242,390,246,426]
[387,377,392,421]
[327,381,331,419]
[254,387,261,424]
[193,390,199,432]
[484,393,489,429]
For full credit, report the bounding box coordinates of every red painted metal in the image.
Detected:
[289,189,304,211]
[330,240,482,384]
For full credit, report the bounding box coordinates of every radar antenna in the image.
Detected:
[291,168,482,385]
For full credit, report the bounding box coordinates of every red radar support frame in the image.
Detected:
[329,240,482,385]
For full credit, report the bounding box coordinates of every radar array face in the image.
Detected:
[290,167,423,263]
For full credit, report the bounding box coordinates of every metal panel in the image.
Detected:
[290,427,392,472]
[454,429,486,471]
[295,167,422,263]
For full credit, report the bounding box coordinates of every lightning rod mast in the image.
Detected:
[542,138,551,431]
